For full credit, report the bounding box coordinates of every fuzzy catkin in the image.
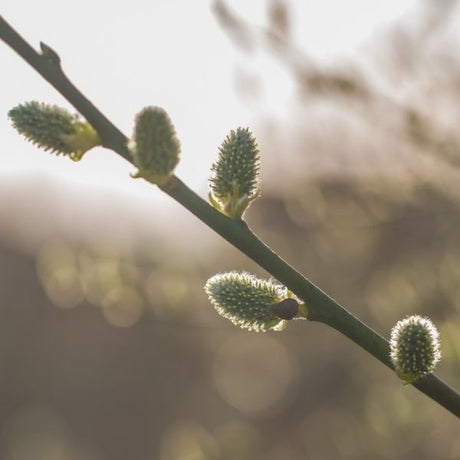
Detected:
[132,107,180,185]
[209,128,260,218]
[205,271,288,332]
[390,315,441,381]
[8,101,101,160]
[210,128,260,200]
[9,101,77,154]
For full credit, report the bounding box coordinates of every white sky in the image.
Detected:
[0,0,421,243]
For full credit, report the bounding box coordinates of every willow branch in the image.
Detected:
[1,15,458,417]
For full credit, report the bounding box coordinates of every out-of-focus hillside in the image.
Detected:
[0,1,459,459]
[1,173,459,460]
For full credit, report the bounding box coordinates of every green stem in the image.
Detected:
[1,15,459,417]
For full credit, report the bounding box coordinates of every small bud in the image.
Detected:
[40,42,61,66]
[205,271,296,332]
[269,298,299,320]
[209,127,260,219]
[8,101,101,161]
[390,315,441,384]
[131,107,180,186]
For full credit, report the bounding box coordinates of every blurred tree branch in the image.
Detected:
[213,0,460,170]
[1,14,459,417]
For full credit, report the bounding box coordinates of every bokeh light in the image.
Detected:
[212,334,295,413]
[37,243,84,309]
[160,420,219,460]
[0,405,100,460]
[101,286,144,328]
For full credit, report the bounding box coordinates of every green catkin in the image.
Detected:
[205,271,291,332]
[131,106,180,186]
[390,315,441,383]
[8,101,100,160]
[209,127,260,219]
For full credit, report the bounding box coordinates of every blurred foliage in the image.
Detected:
[1,176,459,459]
[1,1,460,459]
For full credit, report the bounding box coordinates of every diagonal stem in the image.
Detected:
[164,177,460,416]
[1,15,459,417]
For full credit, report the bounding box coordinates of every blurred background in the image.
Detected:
[1,1,460,459]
